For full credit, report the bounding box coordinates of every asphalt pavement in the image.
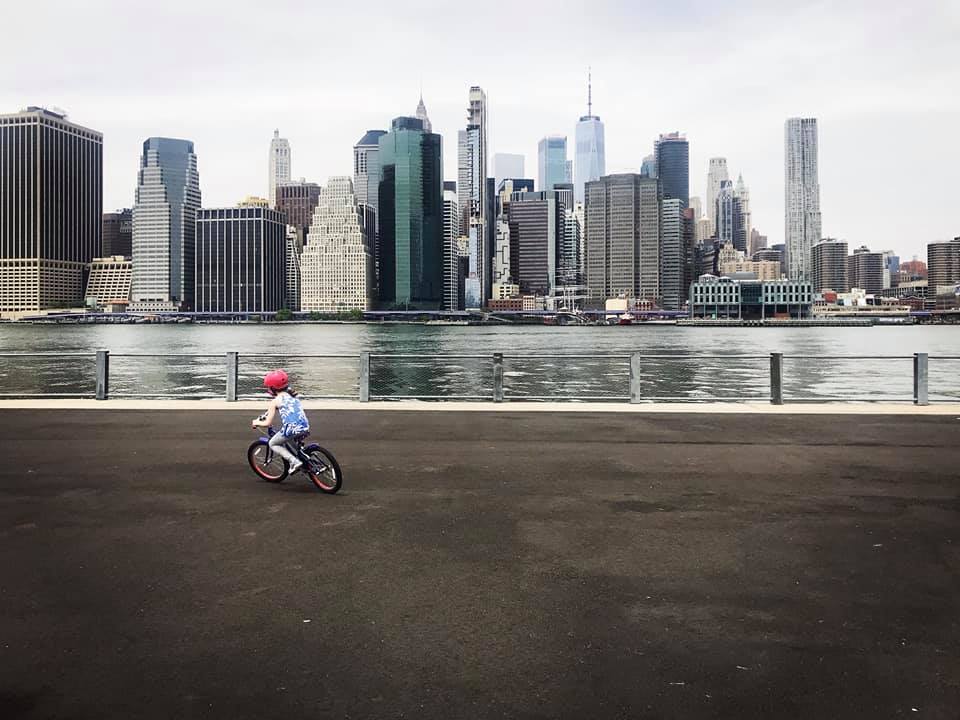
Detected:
[1,410,958,719]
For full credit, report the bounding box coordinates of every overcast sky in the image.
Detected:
[4,0,957,259]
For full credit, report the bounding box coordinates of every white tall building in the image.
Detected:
[268,130,291,208]
[442,189,463,310]
[734,174,751,255]
[574,71,605,204]
[689,196,703,220]
[457,86,488,308]
[784,117,821,281]
[415,95,432,133]
[285,226,301,311]
[706,157,728,228]
[301,177,374,312]
[660,199,683,310]
[130,137,201,311]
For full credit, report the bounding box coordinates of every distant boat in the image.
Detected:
[618,313,635,326]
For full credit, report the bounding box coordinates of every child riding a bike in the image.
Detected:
[252,369,310,474]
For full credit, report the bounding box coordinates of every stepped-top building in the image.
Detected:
[301,177,374,312]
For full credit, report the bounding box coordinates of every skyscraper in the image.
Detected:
[927,238,960,293]
[301,177,374,312]
[847,246,884,294]
[660,199,684,310]
[538,136,570,192]
[0,107,102,318]
[491,178,535,292]
[784,117,821,281]
[442,188,463,310]
[811,238,848,293]
[715,180,746,252]
[457,86,489,308]
[654,132,689,208]
[268,130,291,208]
[640,154,656,178]
[415,95,432,133]
[353,130,388,209]
[584,174,660,304]
[285,226,301,312]
[554,184,581,288]
[377,116,443,308]
[507,190,563,297]
[494,153,525,187]
[131,137,201,311]
[734,174,751,252]
[103,209,133,258]
[195,206,287,313]
[574,71,605,204]
[706,158,728,229]
[689,197,703,220]
[275,180,322,243]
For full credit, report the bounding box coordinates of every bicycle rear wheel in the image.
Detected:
[303,445,342,494]
[248,440,288,482]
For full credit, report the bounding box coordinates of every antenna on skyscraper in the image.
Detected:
[587,67,592,117]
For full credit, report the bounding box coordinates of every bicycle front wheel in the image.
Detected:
[248,440,288,482]
[303,445,342,494]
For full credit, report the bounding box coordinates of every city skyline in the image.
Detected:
[2,1,958,262]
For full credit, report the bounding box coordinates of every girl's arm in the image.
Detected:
[252,399,279,428]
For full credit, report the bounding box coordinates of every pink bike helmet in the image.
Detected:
[263,369,289,392]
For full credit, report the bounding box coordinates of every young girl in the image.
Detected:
[252,369,310,473]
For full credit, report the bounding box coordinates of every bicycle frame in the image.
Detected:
[258,426,309,464]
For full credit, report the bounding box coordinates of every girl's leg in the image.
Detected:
[268,432,299,466]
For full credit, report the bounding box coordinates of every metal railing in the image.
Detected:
[0,351,954,405]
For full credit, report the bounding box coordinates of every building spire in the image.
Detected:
[587,67,592,117]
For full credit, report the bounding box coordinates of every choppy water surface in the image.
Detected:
[0,323,958,402]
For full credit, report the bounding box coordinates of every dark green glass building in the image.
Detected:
[377,117,443,308]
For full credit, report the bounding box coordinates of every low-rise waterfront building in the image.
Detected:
[84,256,132,310]
[690,275,812,319]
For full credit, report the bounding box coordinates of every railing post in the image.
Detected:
[629,353,641,403]
[225,351,238,402]
[913,352,928,406]
[493,353,504,402]
[770,352,783,405]
[95,350,109,400]
[359,352,370,402]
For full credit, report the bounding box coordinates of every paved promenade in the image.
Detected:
[2,409,959,719]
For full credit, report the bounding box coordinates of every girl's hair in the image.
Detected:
[269,386,297,397]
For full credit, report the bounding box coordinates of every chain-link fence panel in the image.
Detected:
[0,353,96,398]
[634,355,770,402]
[239,355,360,400]
[106,354,226,398]
[782,356,913,402]
[369,355,493,400]
[503,355,630,401]
[929,357,960,402]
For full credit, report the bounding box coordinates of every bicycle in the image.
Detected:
[247,422,342,494]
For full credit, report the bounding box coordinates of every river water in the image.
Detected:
[1,323,958,402]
